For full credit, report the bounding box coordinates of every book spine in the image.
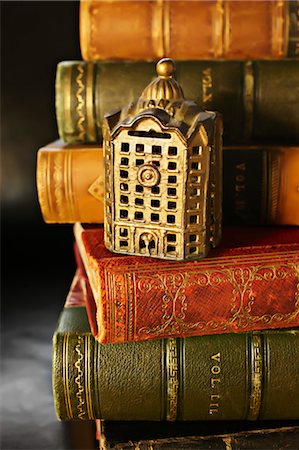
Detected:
[36,144,299,225]
[56,60,299,145]
[36,145,104,223]
[108,428,299,450]
[223,146,299,225]
[80,0,299,61]
[52,317,299,421]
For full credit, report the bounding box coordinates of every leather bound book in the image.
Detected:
[56,60,299,145]
[96,419,299,450]
[36,141,104,224]
[80,0,299,61]
[37,142,299,225]
[52,281,299,421]
[74,223,299,344]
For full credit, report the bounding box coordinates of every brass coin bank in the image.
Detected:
[103,58,223,260]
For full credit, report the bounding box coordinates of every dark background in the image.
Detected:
[2,2,96,448]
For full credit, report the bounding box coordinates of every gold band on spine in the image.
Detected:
[214,0,224,57]
[75,64,86,142]
[163,0,170,56]
[223,0,230,55]
[63,333,73,419]
[85,335,94,419]
[272,1,287,57]
[63,65,73,141]
[64,150,76,221]
[248,334,263,420]
[166,338,179,421]
[243,61,254,141]
[86,62,96,142]
[268,151,280,224]
[152,0,164,58]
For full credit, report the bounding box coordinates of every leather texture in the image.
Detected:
[36,143,299,225]
[56,60,299,145]
[80,0,298,60]
[52,304,299,421]
[96,420,299,450]
[74,224,299,344]
[36,140,104,224]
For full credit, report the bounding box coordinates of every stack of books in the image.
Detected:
[37,1,299,448]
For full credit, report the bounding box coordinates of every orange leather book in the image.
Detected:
[74,223,299,344]
[37,141,299,225]
[80,0,299,61]
[36,141,104,224]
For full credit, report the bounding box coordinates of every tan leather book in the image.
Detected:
[80,0,299,61]
[36,141,104,223]
[36,141,299,225]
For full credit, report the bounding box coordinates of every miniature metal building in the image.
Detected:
[103,58,223,260]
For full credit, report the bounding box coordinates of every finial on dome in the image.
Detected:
[140,58,184,104]
[156,58,176,79]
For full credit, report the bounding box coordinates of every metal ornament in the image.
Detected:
[103,58,223,260]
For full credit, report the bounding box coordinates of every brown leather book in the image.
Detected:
[80,0,299,61]
[37,141,299,225]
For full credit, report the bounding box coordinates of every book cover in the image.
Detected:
[80,0,299,61]
[56,60,299,145]
[37,142,299,226]
[74,224,299,344]
[52,278,299,421]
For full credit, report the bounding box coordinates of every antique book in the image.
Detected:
[37,142,299,225]
[74,223,299,344]
[56,60,299,145]
[36,141,104,223]
[52,280,299,421]
[96,420,299,450]
[80,0,299,61]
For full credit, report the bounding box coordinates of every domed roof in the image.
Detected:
[140,58,185,102]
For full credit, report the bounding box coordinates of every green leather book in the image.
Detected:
[53,305,299,421]
[56,60,299,145]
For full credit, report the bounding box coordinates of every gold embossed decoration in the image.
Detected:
[103,58,223,260]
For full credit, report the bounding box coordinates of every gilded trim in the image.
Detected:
[63,64,73,140]
[243,61,254,141]
[163,0,170,56]
[248,334,263,420]
[268,150,280,223]
[152,0,164,58]
[86,62,96,142]
[75,64,86,142]
[62,333,73,419]
[166,338,179,421]
[214,0,225,57]
[74,335,86,419]
[85,335,94,419]
[272,0,287,57]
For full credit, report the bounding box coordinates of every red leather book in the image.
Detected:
[74,224,299,344]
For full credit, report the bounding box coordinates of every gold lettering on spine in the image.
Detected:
[75,65,86,142]
[202,68,213,105]
[86,62,96,142]
[243,61,254,142]
[248,334,263,420]
[64,150,76,221]
[166,338,179,421]
[62,333,73,419]
[209,353,221,415]
[74,335,86,419]
[223,1,230,55]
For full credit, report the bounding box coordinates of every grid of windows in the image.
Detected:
[113,138,184,255]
